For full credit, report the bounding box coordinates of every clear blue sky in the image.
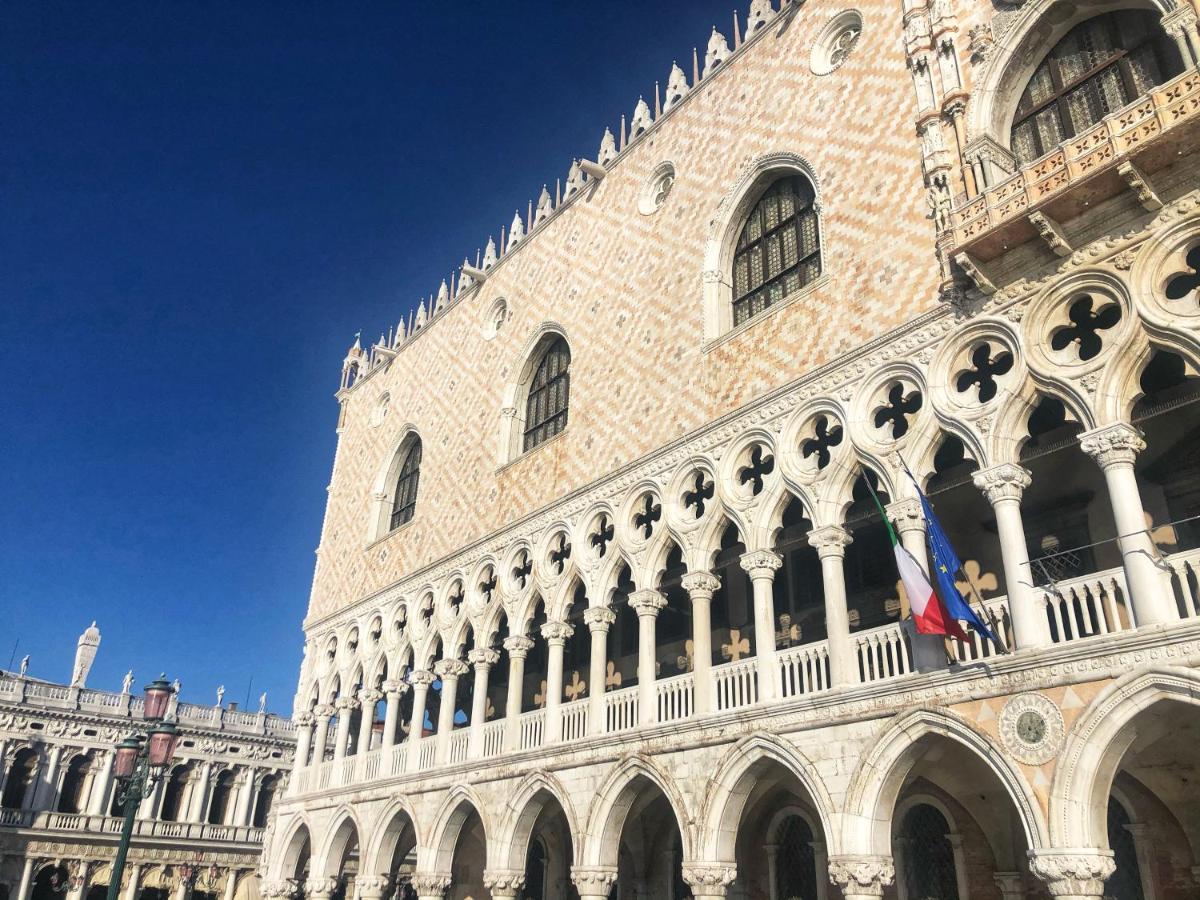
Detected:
[1,1,740,713]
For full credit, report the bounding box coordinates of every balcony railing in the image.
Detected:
[0,809,265,844]
[288,547,1200,798]
[951,68,1200,261]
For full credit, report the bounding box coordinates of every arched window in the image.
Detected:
[523,337,571,452]
[1010,10,1181,165]
[390,438,422,530]
[732,175,820,326]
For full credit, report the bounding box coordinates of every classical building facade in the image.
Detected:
[0,628,296,900]
[264,0,1200,898]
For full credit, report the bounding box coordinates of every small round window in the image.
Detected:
[482,297,509,340]
[638,161,676,216]
[811,10,862,76]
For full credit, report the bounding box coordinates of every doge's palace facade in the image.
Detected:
[265,0,1200,898]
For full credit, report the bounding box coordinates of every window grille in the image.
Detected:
[897,804,959,900]
[774,815,818,900]
[732,176,821,326]
[1010,11,1180,165]
[390,439,422,530]
[523,337,571,452]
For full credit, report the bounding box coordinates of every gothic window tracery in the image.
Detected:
[390,438,422,531]
[523,337,571,452]
[732,176,821,326]
[1010,11,1181,165]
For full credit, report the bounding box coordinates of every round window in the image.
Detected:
[638,161,677,216]
[811,10,862,76]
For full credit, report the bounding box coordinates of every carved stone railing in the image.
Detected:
[655,672,695,723]
[561,699,589,742]
[778,640,831,697]
[604,685,640,734]
[0,810,264,845]
[518,708,546,751]
[713,657,759,711]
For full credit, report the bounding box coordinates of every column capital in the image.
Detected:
[502,635,535,658]
[540,621,575,644]
[570,867,618,893]
[807,525,853,558]
[681,571,721,597]
[408,873,452,898]
[312,703,336,718]
[433,658,469,680]
[333,696,359,712]
[1163,3,1199,34]
[885,498,924,533]
[583,606,616,631]
[1079,422,1145,469]
[827,855,895,898]
[467,647,500,668]
[293,712,315,728]
[992,871,1025,898]
[629,589,667,617]
[681,864,737,897]
[1027,849,1115,897]
[407,669,437,687]
[739,549,783,577]
[354,876,391,900]
[380,679,408,695]
[303,877,339,898]
[481,870,525,899]
[972,462,1032,504]
[357,689,383,706]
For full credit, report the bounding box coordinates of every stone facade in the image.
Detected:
[269,1,1200,898]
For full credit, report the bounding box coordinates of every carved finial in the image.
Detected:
[564,159,585,199]
[414,300,427,329]
[434,279,449,312]
[747,0,774,35]
[664,61,690,111]
[704,27,731,77]
[535,185,553,226]
[733,9,742,47]
[482,236,498,270]
[458,257,474,294]
[508,210,525,249]
[598,128,618,165]
[630,96,653,139]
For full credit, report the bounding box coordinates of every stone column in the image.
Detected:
[993,872,1025,900]
[15,857,35,900]
[31,745,61,810]
[1028,849,1115,900]
[380,680,406,749]
[765,844,779,900]
[188,762,213,824]
[973,463,1052,649]
[827,855,895,900]
[121,864,143,900]
[541,621,573,742]
[681,572,720,714]
[434,659,469,764]
[311,704,335,766]
[892,838,910,900]
[1123,823,1158,900]
[222,871,240,900]
[1163,5,1200,66]
[357,690,383,754]
[740,550,784,701]
[332,697,358,760]
[67,862,92,900]
[584,607,615,736]
[408,873,451,900]
[570,867,618,900]
[630,589,667,726]
[886,498,949,672]
[502,636,534,751]
[234,769,257,826]
[467,648,499,757]
[482,871,525,900]
[808,526,856,688]
[293,713,315,768]
[88,750,114,815]
[811,841,829,900]
[682,864,736,898]
[946,833,969,900]
[1080,424,1178,626]
[406,670,436,769]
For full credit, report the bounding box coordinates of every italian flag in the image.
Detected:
[873,491,969,641]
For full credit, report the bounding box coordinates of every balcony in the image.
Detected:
[951,68,1200,262]
[289,547,1200,798]
[0,808,265,845]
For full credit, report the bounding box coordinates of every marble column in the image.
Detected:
[502,636,534,751]
[541,621,573,742]
[1124,823,1158,900]
[356,690,383,754]
[765,843,779,900]
[1163,5,1200,66]
[630,589,667,726]
[584,607,615,736]
[311,704,336,766]
[188,762,213,824]
[740,550,783,701]
[66,862,92,900]
[1080,423,1178,626]
[681,572,720,714]
[1028,848,1116,900]
[973,463,1052,649]
[408,873,451,900]
[482,870,525,900]
[234,768,258,826]
[292,713,315,768]
[121,864,143,900]
[827,855,895,900]
[406,670,436,769]
[332,697,358,760]
[467,648,499,757]
[682,864,736,898]
[808,526,856,687]
[15,857,35,900]
[31,745,62,811]
[222,871,240,900]
[88,750,114,815]
[434,659,468,764]
[380,680,406,749]
[570,867,618,900]
[887,498,950,672]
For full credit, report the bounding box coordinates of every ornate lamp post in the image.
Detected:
[106,677,181,900]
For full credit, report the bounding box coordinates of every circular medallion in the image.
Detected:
[999,693,1064,764]
[638,161,677,215]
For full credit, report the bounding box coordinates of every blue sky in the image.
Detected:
[1,1,740,713]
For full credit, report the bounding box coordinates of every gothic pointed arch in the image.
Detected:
[582,753,694,867]
[494,770,583,871]
[500,324,573,461]
[371,427,423,539]
[425,785,492,873]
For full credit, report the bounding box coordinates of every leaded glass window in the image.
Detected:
[523,337,571,452]
[732,175,821,326]
[390,439,422,530]
[1010,11,1180,166]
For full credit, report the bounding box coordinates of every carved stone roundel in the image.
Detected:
[999,692,1064,765]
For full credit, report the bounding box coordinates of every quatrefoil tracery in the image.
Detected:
[633,494,663,539]
[511,550,533,591]
[737,445,776,496]
[1165,245,1200,303]
[873,382,923,440]
[1050,294,1122,362]
[955,343,1014,404]
[478,567,497,604]
[683,471,715,519]
[549,533,572,574]
[801,415,843,470]
[590,514,615,558]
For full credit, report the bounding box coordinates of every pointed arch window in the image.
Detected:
[1010,10,1181,165]
[390,439,422,530]
[523,337,571,452]
[732,175,821,326]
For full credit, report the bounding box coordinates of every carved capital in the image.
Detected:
[380,679,407,696]
[356,689,383,706]
[499,406,518,421]
[629,589,667,617]
[502,635,535,658]
[312,704,336,718]
[681,571,721,599]
[293,712,315,728]
[467,647,500,668]
[1079,423,1145,470]
[972,463,1032,504]
[1027,849,1115,898]
[540,621,575,644]
[570,866,618,893]
[433,658,469,680]
[582,606,616,632]
[885,498,924,535]
[827,855,895,897]
[304,877,340,898]
[407,669,437,688]
[481,870,526,899]
[408,873,452,898]
[354,875,391,900]
[807,525,853,558]
[739,549,783,577]
[681,864,737,896]
[334,695,359,712]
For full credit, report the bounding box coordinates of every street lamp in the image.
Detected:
[106,676,180,900]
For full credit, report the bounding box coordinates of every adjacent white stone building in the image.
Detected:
[264,1,1200,898]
